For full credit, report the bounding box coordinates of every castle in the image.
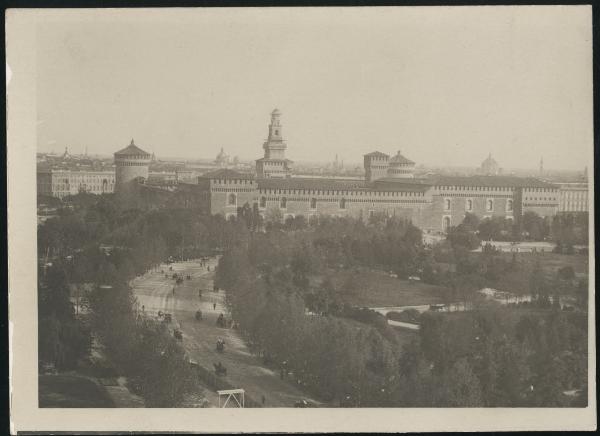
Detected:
[104,109,592,234]
[169,109,563,234]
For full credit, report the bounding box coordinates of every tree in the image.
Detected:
[529,261,550,306]
[436,358,484,407]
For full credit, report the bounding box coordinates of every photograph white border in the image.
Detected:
[7,7,596,433]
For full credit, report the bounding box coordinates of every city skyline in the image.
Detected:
[36,7,592,171]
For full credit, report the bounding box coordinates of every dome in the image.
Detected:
[271,108,282,115]
[114,139,151,157]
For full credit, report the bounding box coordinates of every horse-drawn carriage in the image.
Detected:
[195,310,203,321]
[174,329,183,340]
[216,313,227,328]
[216,338,225,353]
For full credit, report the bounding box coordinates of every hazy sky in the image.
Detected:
[36,7,592,170]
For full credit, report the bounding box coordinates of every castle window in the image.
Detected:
[280,197,287,209]
[444,198,451,211]
[506,199,513,212]
[465,199,473,211]
[260,196,266,208]
[310,198,317,209]
[486,199,494,212]
[228,193,237,206]
[339,198,346,209]
[442,216,451,232]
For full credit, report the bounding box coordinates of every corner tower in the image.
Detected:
[364,151,390,182]
[114,139,152,191]
[256,109,293,178]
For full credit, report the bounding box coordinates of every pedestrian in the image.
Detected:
[142,305,145,312]
[280,368,284,380]
[172,287,175,295]
[261,395,266,406]
[213,302,217,310]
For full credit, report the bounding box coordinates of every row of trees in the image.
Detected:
[446,211,588,248]
[395,309,587,407]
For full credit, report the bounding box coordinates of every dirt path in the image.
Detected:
[132,258,319,408]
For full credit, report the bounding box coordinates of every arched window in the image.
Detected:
[280,197,287,209]
[339,198,346,209]
[486,199,494,212]
[443,216,451,232]
[228,193,236,206]
[310,198,317,209]
[465,199,473,211]
[506,199,513,212]
[444,198,451,211]
[260,196,266,208]
[275,130,279,135]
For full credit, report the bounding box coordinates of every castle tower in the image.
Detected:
[386,150,415,179]
[114,139,152,191]
[363,151,390,182]
[256,109,292,178]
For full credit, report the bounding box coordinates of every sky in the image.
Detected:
[36,7,592,170]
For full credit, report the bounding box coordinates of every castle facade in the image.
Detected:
[178,110,562,233]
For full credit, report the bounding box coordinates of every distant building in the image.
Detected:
[215,147,230,167]
[114,139,152,191]
[480,153,500,176]
[37,169,115,199]
[557,182,589,212]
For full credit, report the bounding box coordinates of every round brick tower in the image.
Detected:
[114,139,152,191]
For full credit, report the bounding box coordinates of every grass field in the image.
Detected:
[310,250,588,309]
[313,267,448,308]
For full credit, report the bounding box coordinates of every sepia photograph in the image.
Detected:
[7,5,596,433]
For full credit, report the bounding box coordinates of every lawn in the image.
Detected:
[39,374,115,408]
[313,267,448,308]
[309,251,588,309]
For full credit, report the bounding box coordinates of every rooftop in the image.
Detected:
[200,169,255,180]
[429,175,558,189]
[371,178,432,192]
[255,157,294,163]
[114,139,152,157]
[389,150,415,166]
[364,151,389,158]
[258,177,368,191]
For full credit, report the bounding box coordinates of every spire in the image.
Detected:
[130,139,135,146]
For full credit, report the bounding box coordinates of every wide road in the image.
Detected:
[131,257,320,408]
